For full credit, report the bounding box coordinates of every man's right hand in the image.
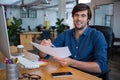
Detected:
[40,39,52,47]
[39,39,52,58]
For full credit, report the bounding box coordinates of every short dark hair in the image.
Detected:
[72,3,92,20]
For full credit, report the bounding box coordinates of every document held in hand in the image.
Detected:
[31,42,71,58]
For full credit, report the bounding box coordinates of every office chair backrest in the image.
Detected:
[89,25,114,48]
[89,25,114,80]
[42,30,51,39]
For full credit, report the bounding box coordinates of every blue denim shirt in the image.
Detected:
[52,27,108,74]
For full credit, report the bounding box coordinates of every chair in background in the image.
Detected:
[35,30,51,41]
[89,25,114,80]
[110,36,120,59]
[41,30,51,40]
[89,25,114,58]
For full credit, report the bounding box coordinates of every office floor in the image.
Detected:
[109,53,120,80]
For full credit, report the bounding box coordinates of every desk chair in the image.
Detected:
[89,25,114,80]
[110,36,120,59]
[89,25,114,58]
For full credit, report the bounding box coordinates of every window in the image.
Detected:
[105,15,113,27]
[20,9,37,18]
[28,10,37,18]
[20,10,28,18]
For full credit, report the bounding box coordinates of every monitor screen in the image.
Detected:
[0,6,11,59]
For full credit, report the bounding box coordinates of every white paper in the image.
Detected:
[31,42,71,58]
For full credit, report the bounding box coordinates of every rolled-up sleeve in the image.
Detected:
[93,31,108,73]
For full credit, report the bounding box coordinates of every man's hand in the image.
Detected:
[53,57,73,67]
[41,39,52,47]
[39,39,52,58]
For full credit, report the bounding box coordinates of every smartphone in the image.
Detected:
[51,72,72,77]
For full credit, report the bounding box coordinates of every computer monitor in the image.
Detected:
[0,6,12,63]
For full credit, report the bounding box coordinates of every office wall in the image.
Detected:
[6,8,57,31]
[21,10,57,31]
[113,1,120,37]
[6,8,20,19]
[91,0,120,38]
[90,0,113,24]
[92,0,113,5]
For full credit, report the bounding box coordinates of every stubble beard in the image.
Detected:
[75,24,84,31]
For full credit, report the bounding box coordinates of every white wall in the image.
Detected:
[6,8,20,19]
[6,8,57,31]
[45,10,57,27]
[21,10,57,31]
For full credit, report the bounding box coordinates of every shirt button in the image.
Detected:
[74,55,77,58]
[76,46,78,49]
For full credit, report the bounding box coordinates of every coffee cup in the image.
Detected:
[17,45,24,56]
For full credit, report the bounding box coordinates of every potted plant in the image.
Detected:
[8,17,24,46]
[56,18,66,34]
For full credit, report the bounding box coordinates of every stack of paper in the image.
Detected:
[31,42,71,58]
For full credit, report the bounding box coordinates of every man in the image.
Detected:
[39,3,108,74]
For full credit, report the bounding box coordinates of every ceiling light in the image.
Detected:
[79,0,91,3]
[22,7,26,11]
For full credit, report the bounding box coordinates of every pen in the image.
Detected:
[50,43,56,48]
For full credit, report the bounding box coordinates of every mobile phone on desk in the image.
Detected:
[51,72,72,77]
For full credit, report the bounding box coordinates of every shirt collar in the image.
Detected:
[71,25,89,36]
[83,26,89,36]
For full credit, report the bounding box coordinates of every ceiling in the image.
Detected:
[0,0,75,9]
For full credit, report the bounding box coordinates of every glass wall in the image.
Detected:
[94,4,113,28]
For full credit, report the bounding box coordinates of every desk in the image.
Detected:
[0,46,102,80]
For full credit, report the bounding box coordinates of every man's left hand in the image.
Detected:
[53,57,73,66]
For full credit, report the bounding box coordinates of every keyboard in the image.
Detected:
[17,56,40,69]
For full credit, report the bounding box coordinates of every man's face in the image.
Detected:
[73,10,88,30]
